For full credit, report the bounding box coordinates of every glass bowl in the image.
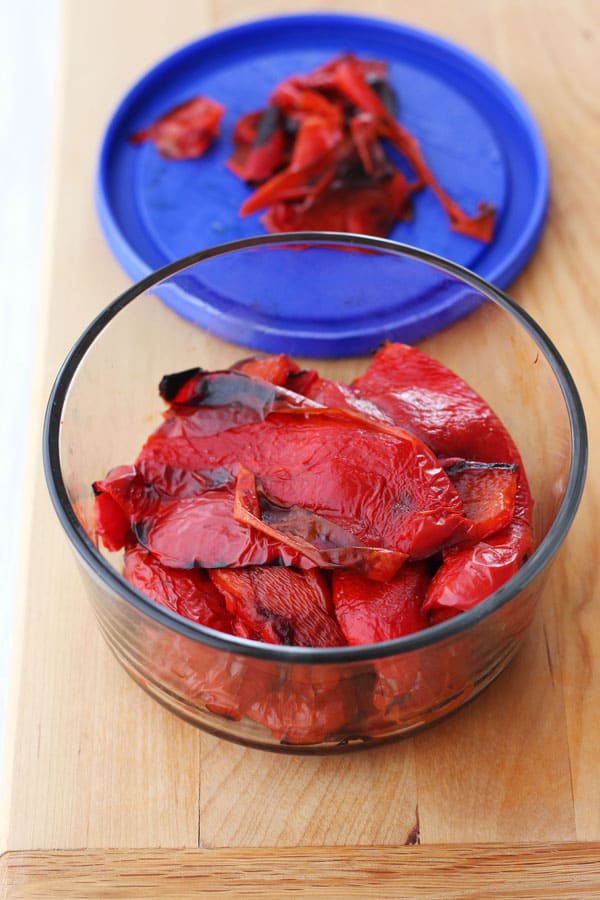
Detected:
[43,234,587,753]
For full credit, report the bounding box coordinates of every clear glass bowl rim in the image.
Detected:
[43,232,588,664]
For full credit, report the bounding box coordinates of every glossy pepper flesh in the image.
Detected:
[94,345,532,645]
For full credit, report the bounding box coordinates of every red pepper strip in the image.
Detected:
[239,140,345,216]
[123,544,235,633]
[352,343,528,466]
[353,342,533,610]
[209,567,346,648]
[94,491,131,552]
[263,168,414,236]
[130,96,224,160]
[349,112,394,178]
[233,465,407,582]
[138,408,468,561]
[423,521,534,613]
[332,563,430,645]
[446,460,519,543]
[289,115,345,170]
[332,56,495,242]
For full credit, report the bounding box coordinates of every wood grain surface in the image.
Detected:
[1,0,599,894]
[2,845,600,899]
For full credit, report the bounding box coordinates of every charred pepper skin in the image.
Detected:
[229,53,495,241]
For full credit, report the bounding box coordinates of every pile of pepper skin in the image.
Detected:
[131,53,496,242]
[94,343,533,651]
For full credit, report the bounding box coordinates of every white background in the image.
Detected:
[0,0,61,759]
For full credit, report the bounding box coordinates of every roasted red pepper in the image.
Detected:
[445,460,519,543]
[352,342,533,612]
[130,96,224,159]
[137,372,469,560]
[93,347,534,744]
[210,566,345,648]
[333,563,430,645]
[124,544,234,632]
[234,465,407,582]
[94,346,533,648]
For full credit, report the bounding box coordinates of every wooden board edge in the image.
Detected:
[2,845,600,898]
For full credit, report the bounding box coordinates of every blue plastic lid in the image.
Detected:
[96,13,549,357]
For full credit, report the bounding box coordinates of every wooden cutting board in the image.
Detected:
[2,0,599,896]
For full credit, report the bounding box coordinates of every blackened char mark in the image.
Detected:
[159,367,203,402]
[365,74,399,117]
[256,605,295,645]
[445,460,519,475]
[189,371,278,412]
[253,104,283,147]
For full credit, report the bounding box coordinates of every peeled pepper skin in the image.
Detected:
[230,53,494,241]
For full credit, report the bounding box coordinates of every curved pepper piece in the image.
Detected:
[445,460,519,543]
[354,342,533,611]
[132,488,287,570]
[124,544,234,633]
[424,521,533,613]
[352,342,526,464]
